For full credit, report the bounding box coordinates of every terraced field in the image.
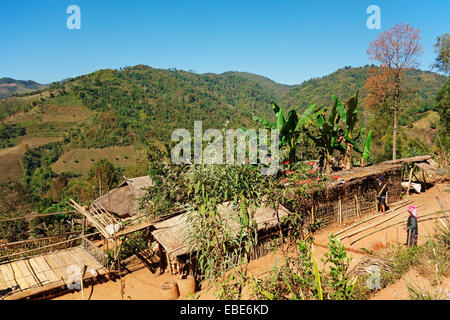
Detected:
[51,146,139,175]
[0,137,62,182]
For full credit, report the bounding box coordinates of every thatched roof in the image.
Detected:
[151,202,291,260]
[329,155,434,184]
[92,176,153,218]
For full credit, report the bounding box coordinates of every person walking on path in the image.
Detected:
[405,205,418,247]
[376,176,387,214]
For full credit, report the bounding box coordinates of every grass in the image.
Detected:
[51,146,139,175]
[0,137,62,182]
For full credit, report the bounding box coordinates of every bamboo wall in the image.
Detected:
[311,167,403,227]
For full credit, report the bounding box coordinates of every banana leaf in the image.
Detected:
[344,134,363,154]
[311,244,323,300]
[271,101,280,114]
[253,116,276,129]
[362,129,373,159]
[280,110,299,137]
[296,104,318,130]
[276,107,285,131]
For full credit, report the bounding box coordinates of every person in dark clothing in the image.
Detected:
[376,176,388,214]
[405,205,418,246]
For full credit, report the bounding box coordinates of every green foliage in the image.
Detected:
[432,33,450,75]
[255,102,325,162]
[86,158,122,199]
[0,179,32,241]
[322,234,355,300]
[0,123,26,148]
[304,96,346,173]
[435,79,450,138]
[250,239,320,300]
[251,236,355,300]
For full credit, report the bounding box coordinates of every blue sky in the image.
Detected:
[1,0,449,85]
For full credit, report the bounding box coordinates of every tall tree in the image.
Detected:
[366,23,422,160]
[86,159,121,198]
[433,33,450,75]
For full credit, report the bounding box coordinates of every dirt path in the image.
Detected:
[55,184,450,300]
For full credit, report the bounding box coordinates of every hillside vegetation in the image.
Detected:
[0,65,447,178]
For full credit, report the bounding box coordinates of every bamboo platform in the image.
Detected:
[0,246,106,298]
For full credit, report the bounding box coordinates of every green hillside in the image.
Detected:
[280,66,447,113]
[0,64,446,175]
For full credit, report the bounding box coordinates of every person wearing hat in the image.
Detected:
[376,176,387,214]
[405,205,418,246]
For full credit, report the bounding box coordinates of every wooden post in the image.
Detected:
[421,169,427,191]
[80,265,87,301]
[406,166,414,195]
[166,252,173,275]
[82,216,87,237]
[158,244,165,274]
[338,199,342,224]
[354,195,361,218]
[396,227,399,248]
[374,194,378,212]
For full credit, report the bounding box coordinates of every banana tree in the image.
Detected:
[254,102,324,162]
[305,98,346,174]
[335,92,373,169]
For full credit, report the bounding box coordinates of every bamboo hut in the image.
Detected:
[92,176,153,219]
[150,201,291,275]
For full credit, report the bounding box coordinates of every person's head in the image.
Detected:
[408,205,417,219]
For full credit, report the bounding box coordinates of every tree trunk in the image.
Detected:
[345,143,352,170]
[392,83,400,160]
[326,152,332,174]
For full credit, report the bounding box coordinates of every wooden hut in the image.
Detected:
[150,201,291,275]
[92,176,153,219]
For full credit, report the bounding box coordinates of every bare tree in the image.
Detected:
[367,23,422,160]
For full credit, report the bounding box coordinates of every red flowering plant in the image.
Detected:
[278,161,328,191]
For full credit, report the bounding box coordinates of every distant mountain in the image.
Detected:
[0,77,47,99]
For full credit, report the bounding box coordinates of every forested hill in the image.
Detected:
[0,78,47,99]
[280,66,447,112]
[0,65,446,150]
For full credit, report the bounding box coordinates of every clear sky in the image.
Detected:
[1,0,449,85]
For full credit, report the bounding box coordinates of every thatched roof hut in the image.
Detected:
[92,176,153,218]
[151,201,291,260]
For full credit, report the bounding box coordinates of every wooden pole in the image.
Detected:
[350,215,445,246]
[341,203,424,240]
[421,169,427,191]
[396,227,399,248]
[385,231,388,247]
[436,196,450,227]
[406,166,414,195]
[355,194,361,218]
[335,200,412,237]
[82,216,87,237]
[339,199,342,224]
[80,265,87,301]
[167,252,173,275]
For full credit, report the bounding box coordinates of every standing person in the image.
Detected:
[406,205,418,247]
[376,176,387,214]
